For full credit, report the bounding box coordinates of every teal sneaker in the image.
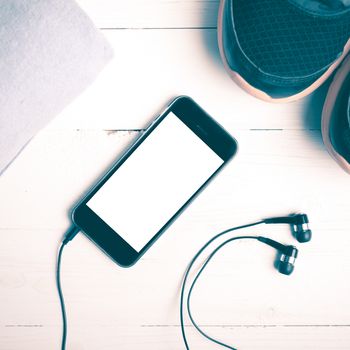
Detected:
[322,54,350,174]
[218,0,350,102]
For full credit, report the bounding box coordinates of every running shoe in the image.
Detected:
[322,54,350,174]
[218,0,350,102]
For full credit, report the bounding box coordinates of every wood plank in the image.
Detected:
[49,30,321,131]
[1,321,349,349]
[1,226,350,324]
[1,227,350,349]
[76,0,219,29]
[1,129,349,230]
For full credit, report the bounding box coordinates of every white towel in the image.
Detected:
[0,0,113,174]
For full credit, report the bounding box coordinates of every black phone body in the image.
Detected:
[72,96,237,267]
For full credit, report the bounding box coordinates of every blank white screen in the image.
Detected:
[87,112,224,252]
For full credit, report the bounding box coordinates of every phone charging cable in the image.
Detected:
[56,226,80,350]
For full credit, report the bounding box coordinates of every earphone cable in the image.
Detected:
[57,242,67,350]
[56,226,80,350]
[180,221,264,350]
[186,236,259,350]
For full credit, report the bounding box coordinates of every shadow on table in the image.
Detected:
[200,1,223,68]
[301,78,332,148]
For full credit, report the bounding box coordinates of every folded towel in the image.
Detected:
[0,0,113,174]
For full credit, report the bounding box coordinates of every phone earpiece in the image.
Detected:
[264,213,312,243]
[257,237,299,275]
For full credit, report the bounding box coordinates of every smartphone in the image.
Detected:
[72,96,237,267]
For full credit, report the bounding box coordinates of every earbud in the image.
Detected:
[258,237,299,275]
[290,214,312,243]
[278,245,298,276]
[264,213,312,243]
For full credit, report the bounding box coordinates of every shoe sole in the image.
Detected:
[217,0,350,103]
[322,54,350,174]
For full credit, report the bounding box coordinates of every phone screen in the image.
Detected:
[86,112,224,252]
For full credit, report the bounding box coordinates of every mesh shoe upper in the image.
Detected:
[223,0,350,97]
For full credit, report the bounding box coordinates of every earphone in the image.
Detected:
[57,213,311,350]
[263,213,311,243]
[180,213,311,350]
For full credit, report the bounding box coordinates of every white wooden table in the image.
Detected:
[1,1,350,349]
